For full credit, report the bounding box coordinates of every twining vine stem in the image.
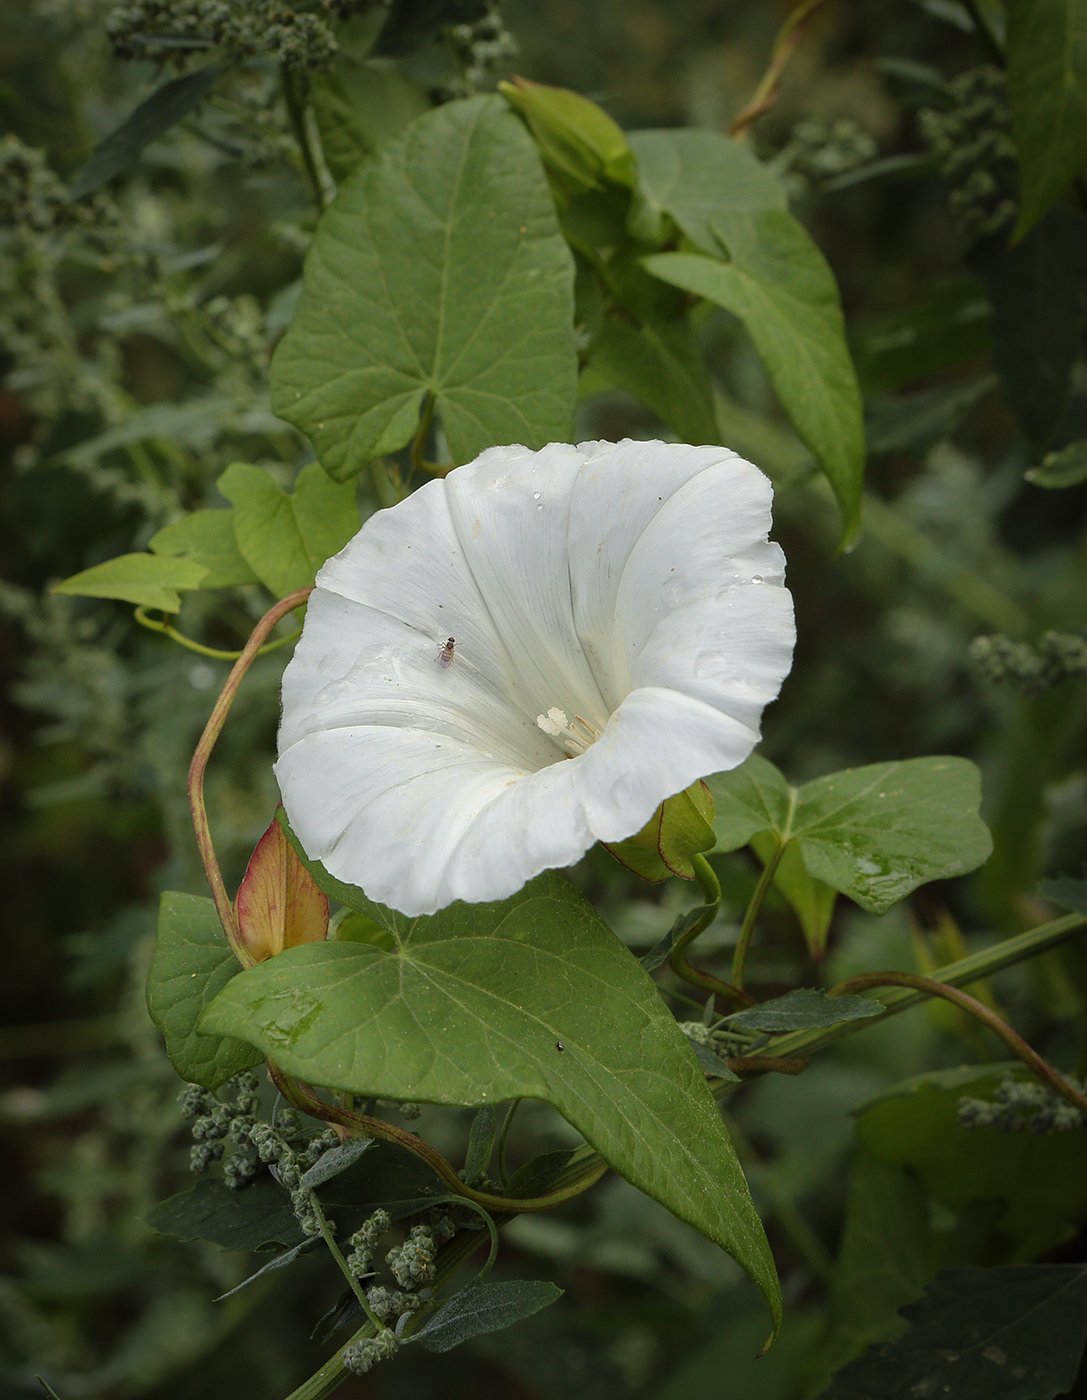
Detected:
[188,587,313,965]
[829,968,1087,1117]
[668,852,755,1008]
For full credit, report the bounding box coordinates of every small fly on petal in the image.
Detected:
[438,636,456,668]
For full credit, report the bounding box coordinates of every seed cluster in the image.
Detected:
[918,66,1017,242]
[959,1076,1087,1134]
[970,631,1087,695]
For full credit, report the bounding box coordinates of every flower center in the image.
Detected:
[535,706,605,757]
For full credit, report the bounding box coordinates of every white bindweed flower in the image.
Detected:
[276,440,795,916]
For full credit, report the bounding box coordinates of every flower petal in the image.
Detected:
[572,685,763,843]
[567,440,746,708]
[444,442,611,727]
[275,726,590,914]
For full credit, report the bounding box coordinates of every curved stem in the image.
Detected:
[731,838,787,993]
[269,1064,608,1214]
[134,605,300,659]
[306,1191,389,1332]
[668,854,755,1010]
[830,969,1087,1117]
[188,588,312,965]
[729,0,831,140]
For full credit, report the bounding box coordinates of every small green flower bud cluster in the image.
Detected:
[970,631,1087,696]
[178,1072,263,1181]
[247,1116,340,1233]
[446,3,518,96]
[918,66,1017,242]
[0,135,119,246]
[345,1209,391,1277]
[342,1327,400,1375]
[385,1222,439,1287]
[959,1075,1087,1134]
[105,0,343,70]
[364,1284,425,1321]
[769,117,878,198]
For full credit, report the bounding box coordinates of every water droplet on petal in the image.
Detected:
[314,680,349,706]
[662,579,683,607]
[532,491,542,500]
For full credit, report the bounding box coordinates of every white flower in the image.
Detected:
[276,440,795,916]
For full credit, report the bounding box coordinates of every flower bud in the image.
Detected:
[499,77,636,193]
[234,808,329,963]
[604,780,716,882]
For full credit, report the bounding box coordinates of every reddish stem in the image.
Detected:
[188,588,313,966]
[830,970,1087,1117]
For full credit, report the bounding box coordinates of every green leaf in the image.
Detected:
[299,1138,374,1190]
[821,1264,1087,1400]
[708,754,993,915]
[644,210,864,547]
[864,376,997,456]
[581,316,719,444]
[1026,440,1087,488]
[70,64,226,198]
[310,57,430,185]
[149,509,259,589]
[52,553,209,612]
[686,1039,740,1081]
[1007,0,1087,239]
[412,1279,564,1354]
[146,892,261,1090]
[201,870,781,1329]
[271,95,577,481]
[809,1154,929,1388]
[145,1177,304,1251]
[856,1064,1087,1260]
[217,462,359,597]
[463,1105,496,1185]
[628,128,786,253]
[725,989,881,1033]
[750,830,837,958]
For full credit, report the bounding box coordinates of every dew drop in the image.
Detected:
[314,679,349,706]
[661,578,683,607]
[532,491,542,500]
[751,574,763,584]
[536,503,544,511]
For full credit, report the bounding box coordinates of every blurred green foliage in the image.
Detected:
[2,1,1086,1397]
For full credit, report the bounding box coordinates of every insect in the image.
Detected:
[437,636,456,668]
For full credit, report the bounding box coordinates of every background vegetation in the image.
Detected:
[2,0,1086,1396]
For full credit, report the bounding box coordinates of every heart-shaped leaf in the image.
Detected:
[708,755,992,915]
[271,94,577,480]
[200,869,780,1332]
[217,462,359,597]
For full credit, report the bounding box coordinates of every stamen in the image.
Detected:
[535,706,604,757]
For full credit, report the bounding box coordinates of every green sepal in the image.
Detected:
[604,779,716,882]
[499,76,636,193]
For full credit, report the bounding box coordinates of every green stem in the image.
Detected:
[728,911,1087,1079]
[731,837,788,992]
[270,1065,608,1214]
[280,64,325,213]
[188,588,313,965]
[830,969,1087,1118]
[307,1193,388,1332]
[134,606,300,659]
[668,854,754,1009]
